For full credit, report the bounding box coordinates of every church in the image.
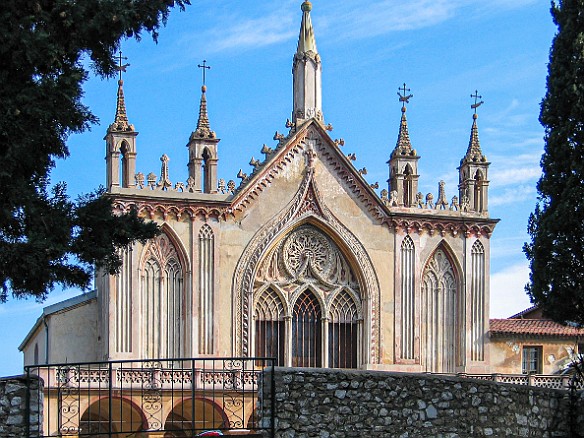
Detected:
[21,1,498,379]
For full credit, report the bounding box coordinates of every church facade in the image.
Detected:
[21,1,498,376]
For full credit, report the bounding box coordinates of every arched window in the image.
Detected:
[34,343,39,365]
[292,291,322,368]
[401,236,415,360]
[202,148,211,193]
[115,248,133,353]
[166,258,184,358]
[199,224,215,354]
[329,291,359,368]
[403,164,413,207]
[141,233,185,359]
[471,240,485,361]
[120,140,131,188]
[474,170,484,212]
[254,288,285,366]
[143,258,162,358]
[421,249,459,372]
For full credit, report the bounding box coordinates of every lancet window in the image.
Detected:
[400,236,415,360]
[141,233,184,359]
[253,225,362,369]
[329,291,359,368]
[470,240,485,361]
[199,224,215,354]
[254,288,285,366]
[115,248,133,353]
[421,248,460,373]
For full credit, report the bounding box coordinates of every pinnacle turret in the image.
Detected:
[392,107,415,157]
[292,1,323,124]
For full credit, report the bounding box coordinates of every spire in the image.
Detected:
[108,52,134,133]
[292,1,323,124]
[392,84,416,157]
[463,91,486,163]
[192,85,216,139]
[463,113,485,163]
[297,1,317,55]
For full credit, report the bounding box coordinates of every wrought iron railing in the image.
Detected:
[25,357,275,437]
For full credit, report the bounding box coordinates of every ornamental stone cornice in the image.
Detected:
[387,212,499,238]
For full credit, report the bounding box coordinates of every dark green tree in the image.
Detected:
[0,0,190,301]
[524,0,584,325]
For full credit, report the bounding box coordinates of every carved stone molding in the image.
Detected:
[389,218,496,238]
[112,199,224,222]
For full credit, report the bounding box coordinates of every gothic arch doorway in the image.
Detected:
[252,224,363,368]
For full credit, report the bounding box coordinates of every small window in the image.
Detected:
[522,346,542,374]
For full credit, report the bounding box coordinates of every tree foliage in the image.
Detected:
[524,0,584,325]
[0,0,190,301]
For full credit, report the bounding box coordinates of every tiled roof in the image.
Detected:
[490,318,584,338]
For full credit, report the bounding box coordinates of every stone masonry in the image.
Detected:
[260,367,584,438]
[0,375,42,438]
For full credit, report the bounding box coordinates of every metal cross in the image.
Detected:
[471,90,484,113]
[398,83,413,108]
[198,60,211,86]
[115,51,130,81]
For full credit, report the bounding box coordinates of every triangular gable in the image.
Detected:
[226,119,387,221]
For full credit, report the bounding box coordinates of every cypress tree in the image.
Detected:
[525,0,584,325]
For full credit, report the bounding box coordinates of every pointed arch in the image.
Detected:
[140,229,188,359]
[199,224,215,354]
[474,170,485,212]
[292,289,322,367]
[400,235,415,360]
[254,288,285,366]
[403,164,414,207]
[329,290,359,368]
[232,169,381,365]
[471,240,486,361]
[421,243,462,373]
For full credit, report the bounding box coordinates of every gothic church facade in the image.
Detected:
[21,1,497,375]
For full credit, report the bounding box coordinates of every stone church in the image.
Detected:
[21,1,498,376]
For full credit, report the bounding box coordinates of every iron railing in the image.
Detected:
[25,357,275,437]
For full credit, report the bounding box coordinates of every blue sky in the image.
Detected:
[0,0,556,376]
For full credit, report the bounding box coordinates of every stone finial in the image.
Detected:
[158,154,172,190]
[436,181,449,210]
[462,113,486,163]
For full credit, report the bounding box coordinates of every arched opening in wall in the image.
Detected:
[421,246,461,373]
[33,343,38,365]
[120,140,131,188]
[202,147,211,193]
[400,235,415,360]
[470,240,486,361]
[292,290,322,367]
[329,290,359,368]
[474,170,484,212]
[141,233,186,359]
[254,288,285,366]
[251,223,364,368]
[164,398,227,436]
[403,164,413,207]
[79,397,146,437]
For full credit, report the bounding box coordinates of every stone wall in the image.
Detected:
[0,375,42,438]
[260,367,584,438]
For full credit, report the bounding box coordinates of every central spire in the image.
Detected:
[292,1,323,125]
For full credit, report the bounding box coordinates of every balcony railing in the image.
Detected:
[25,357,275,437]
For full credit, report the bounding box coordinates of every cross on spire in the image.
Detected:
[198,60,211,86]
[471,90,484,114]
[115,51,130,81]
[398,83,413,109]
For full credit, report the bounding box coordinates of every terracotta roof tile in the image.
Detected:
[489,318,584,338]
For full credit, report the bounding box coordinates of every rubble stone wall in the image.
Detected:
[0,375,42,438]
[261,367,584,438]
